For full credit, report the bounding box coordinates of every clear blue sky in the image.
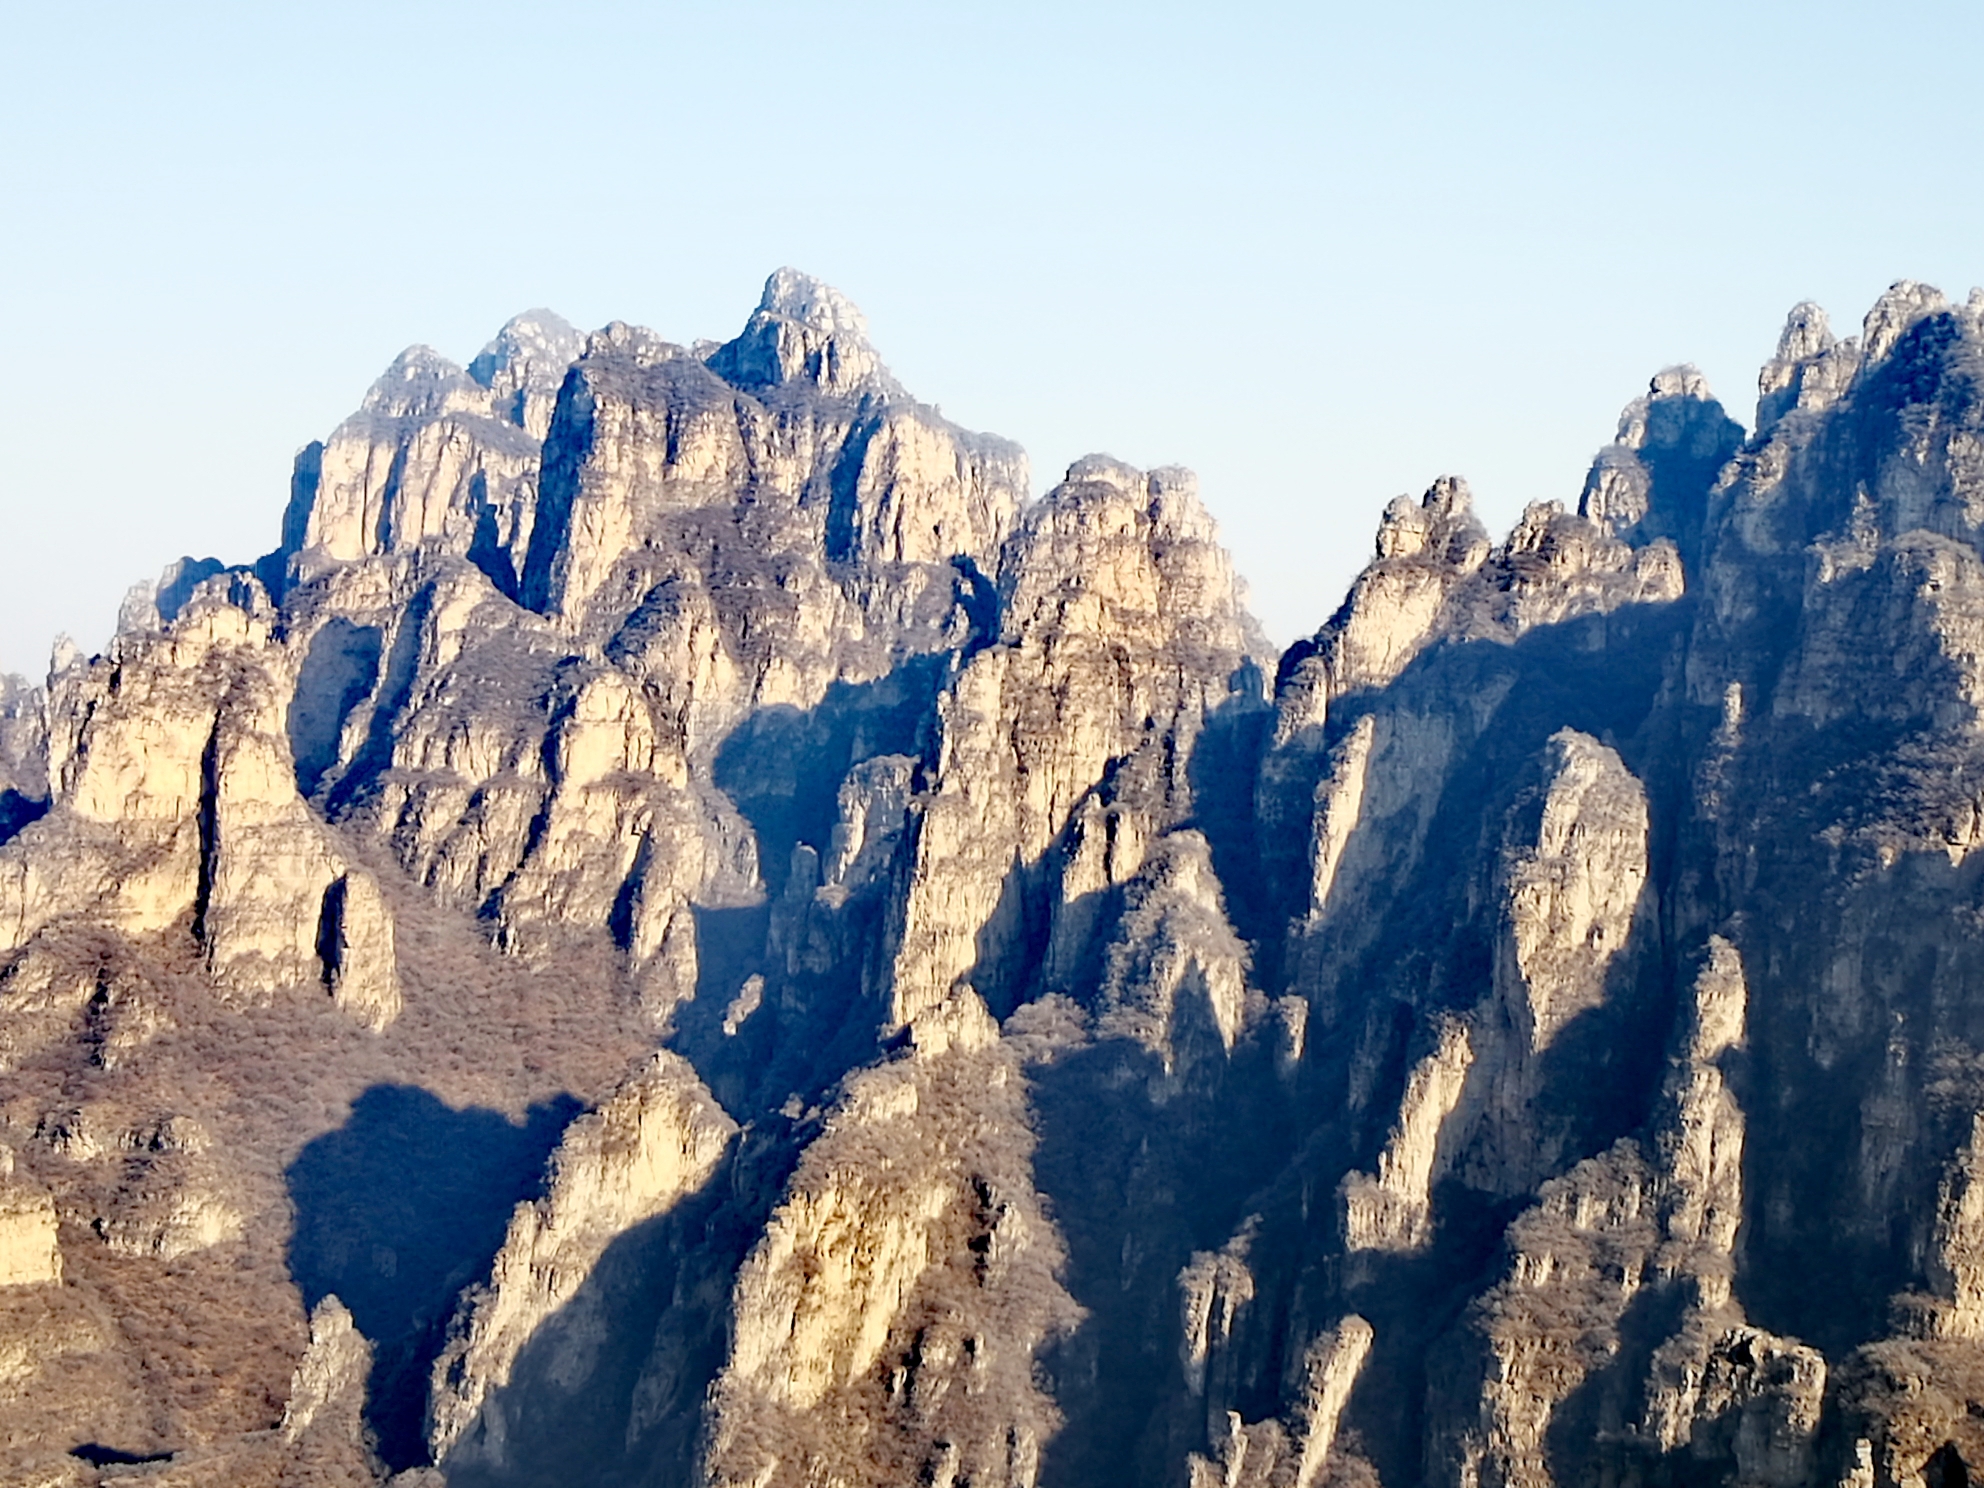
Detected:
[5,0,1984,677]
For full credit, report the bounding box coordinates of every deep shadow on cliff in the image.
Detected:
[670,652,954,1120]
[710,655,946,903]
[285,1085,580,1470]
[1028,1029,1300,1488]
[1019,590,1701,1488]
[438,1167,746,1488]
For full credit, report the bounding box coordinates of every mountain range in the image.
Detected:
[1,269,1982,1488]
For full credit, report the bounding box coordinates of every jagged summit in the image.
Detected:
[467,309,584,440]
[1057,454,1204,506]
[354,344,490,424]
[250,270,1016,629]
[1269,374,1720,729]
[706,266,897,397]
[760,267,872,339]
[468,308,582,388]
[1576,363,1743,561]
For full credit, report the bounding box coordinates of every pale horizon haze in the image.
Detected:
[5,0,1984,677]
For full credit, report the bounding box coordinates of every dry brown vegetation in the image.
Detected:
[707,1040,1083,1488]
[0,822,658,1484]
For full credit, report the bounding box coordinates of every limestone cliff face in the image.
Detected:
[19,273,1984,1488]
[281,1295,375,1450]
[1340,1017,1469,1254]
[887,458,1259,1031]
[708,993,1079,1488]
[284,310,582,585]
[1431,937,1823,1488]
[0,1145,59,1286]
[428,1051,736,1471]
[1183,1314,1374,1488]
[0,675,46,820]
[1460,727,1654,1196]
[1,584,400,1027]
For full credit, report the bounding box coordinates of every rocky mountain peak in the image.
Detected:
[581,318,687,370]
[1061,452,1148,494]
[468,308,582,381]
[358,345,487,423]
[1773,299,1835,367]
[1756,299,1859,432]
[706,267,896,397]
[1372,475,1484,561]
[468,309,584,439]
[1579,367,1741,554]
[1611,363,1713,451]
[1750,279,1984,450]
[1043,457,1220,548]
[761,266,871,339]
[1864,277,1951,362]
[1001,456,1245,652]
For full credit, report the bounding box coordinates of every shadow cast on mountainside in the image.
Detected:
[1185,666,1277,970]
[670,650,955,1119]
[666,900,771,1117]
[1345,974,1669,1488]
[1537,1276,1691,1487]
[954,663,1277,1024]
[436,1154,748,1488]
[285,1084,580,1472]
[710,653,947,901]
[1305,599,1695,1028]
[1028,1027,1299,1488]
[1720,721,1984,1357]
[323,584,436,819]
[289,617,384,799]
[0,788,47,848]
[1021,597,1700,1488]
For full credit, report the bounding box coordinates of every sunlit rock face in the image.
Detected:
[426,1051,737,1471]
[14,273,1984,1488]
